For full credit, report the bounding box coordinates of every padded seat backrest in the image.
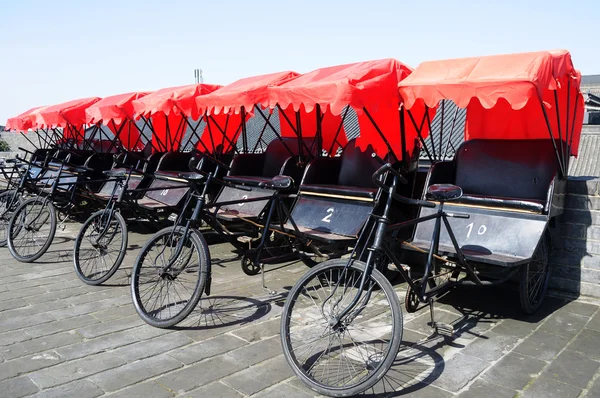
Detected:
[156,152,193,172]
[262,137,318,177]
[454,139,559,200]
[338,140,381,188]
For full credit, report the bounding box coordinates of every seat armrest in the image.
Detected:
[280,156,306,186]
[300,157,342,185]
[229,153,266,176]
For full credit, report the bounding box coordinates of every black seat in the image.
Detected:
[427,139,559,213]
[426,184,462,201]
[299,139,382,199]
[224,137,319,189]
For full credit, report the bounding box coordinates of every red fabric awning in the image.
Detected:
[34,97,101,129]
[131,84,222,121]
[268,59,413,115]
[5,106,46,131]
[195,71,300,116]
[398,50,584,155]
[269,59,426,159]
[398,50,577,110]
[86,92,150,126]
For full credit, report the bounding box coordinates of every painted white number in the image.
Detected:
[321,208,334,223]
[238,195,248,206]
[466,222,487,239]
[160,189,169,196]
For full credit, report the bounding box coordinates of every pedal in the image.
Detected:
[237,236,253,244]
[434,322,454,337]
[168,213,178,222]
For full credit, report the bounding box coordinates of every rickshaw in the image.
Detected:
[279,50,584,397]
[5,96,119,262]
[72,85,233,285]
[128,67,391,328]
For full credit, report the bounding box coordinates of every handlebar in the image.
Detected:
[371,162,436,209]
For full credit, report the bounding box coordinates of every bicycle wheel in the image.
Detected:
[131,226,209,328]
[281,259,403,397]
[7,197,56,263]
[0,190,23,247]
[73,209,128,285]
[520,231,551,314]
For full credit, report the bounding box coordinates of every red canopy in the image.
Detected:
[131,84,221,121]
[398,50,584,155]
[34,97,101,129]
[268,59,413,115]
[86,92,150,126]
[5,106,46,131]
[269,59,427,159]
[195,71,300,116]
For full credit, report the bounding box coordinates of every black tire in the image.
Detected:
[73,210,128,285]
[281,259,403,397]
[131,226,209,328]
[0,190,23,247]
[520,232,551,314]
[7,197,56,263]
[241,253,261,276]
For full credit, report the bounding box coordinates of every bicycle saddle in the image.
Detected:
[103,169,127,177]
[258,175,293,190]
[426,184,463,201]
[178,172,204,181]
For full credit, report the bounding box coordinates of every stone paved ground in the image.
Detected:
[1,223,600,398]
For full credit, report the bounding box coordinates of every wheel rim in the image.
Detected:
[77,214,124,281]
[134,231,201,322]
[10,200,52,259]
[526,237,550,307]
[284,265,397,391]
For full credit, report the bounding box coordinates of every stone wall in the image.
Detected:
[551,178,600,298]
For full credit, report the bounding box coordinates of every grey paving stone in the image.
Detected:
[76,315,142,339]
[105,381,175,398]
[537,310,589,338]
[0,351,63,382]
[568,328,600,360]
[55,325,167,360]
[458,378,516,398]
[0,330,33,346]
[230,317,281,342]
[0,286,47,302]
[0,376,39,398]
[113,332,193,362]
[559,300,599,317]
[522,375,582,398]
[432,353,489,392]
[27,379,104,398]
[0,330,83,360]
[482,352,546,390]
[460,331,520,362]
[0,298,29,311]
[156,354,247,392]
[588,377,600,398]
[167,334,246,365]
[24,286,90,305]
[0,312,55,333]
[2,300,72,320]
[90,354,183,392]
[48,295,131,320]
[587,310,600,332]
[251,382,313,398]
[513,330,569,361]
[222,355,292,396]
[90,304,137,321]
[227,335,281,367]
[23,315,99,338]
[178,381,244,398]
[543,349,600,388]
[491,318,539,338]
[29,352,125,388]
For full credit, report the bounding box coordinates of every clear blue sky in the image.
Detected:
[1,0,598,124]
